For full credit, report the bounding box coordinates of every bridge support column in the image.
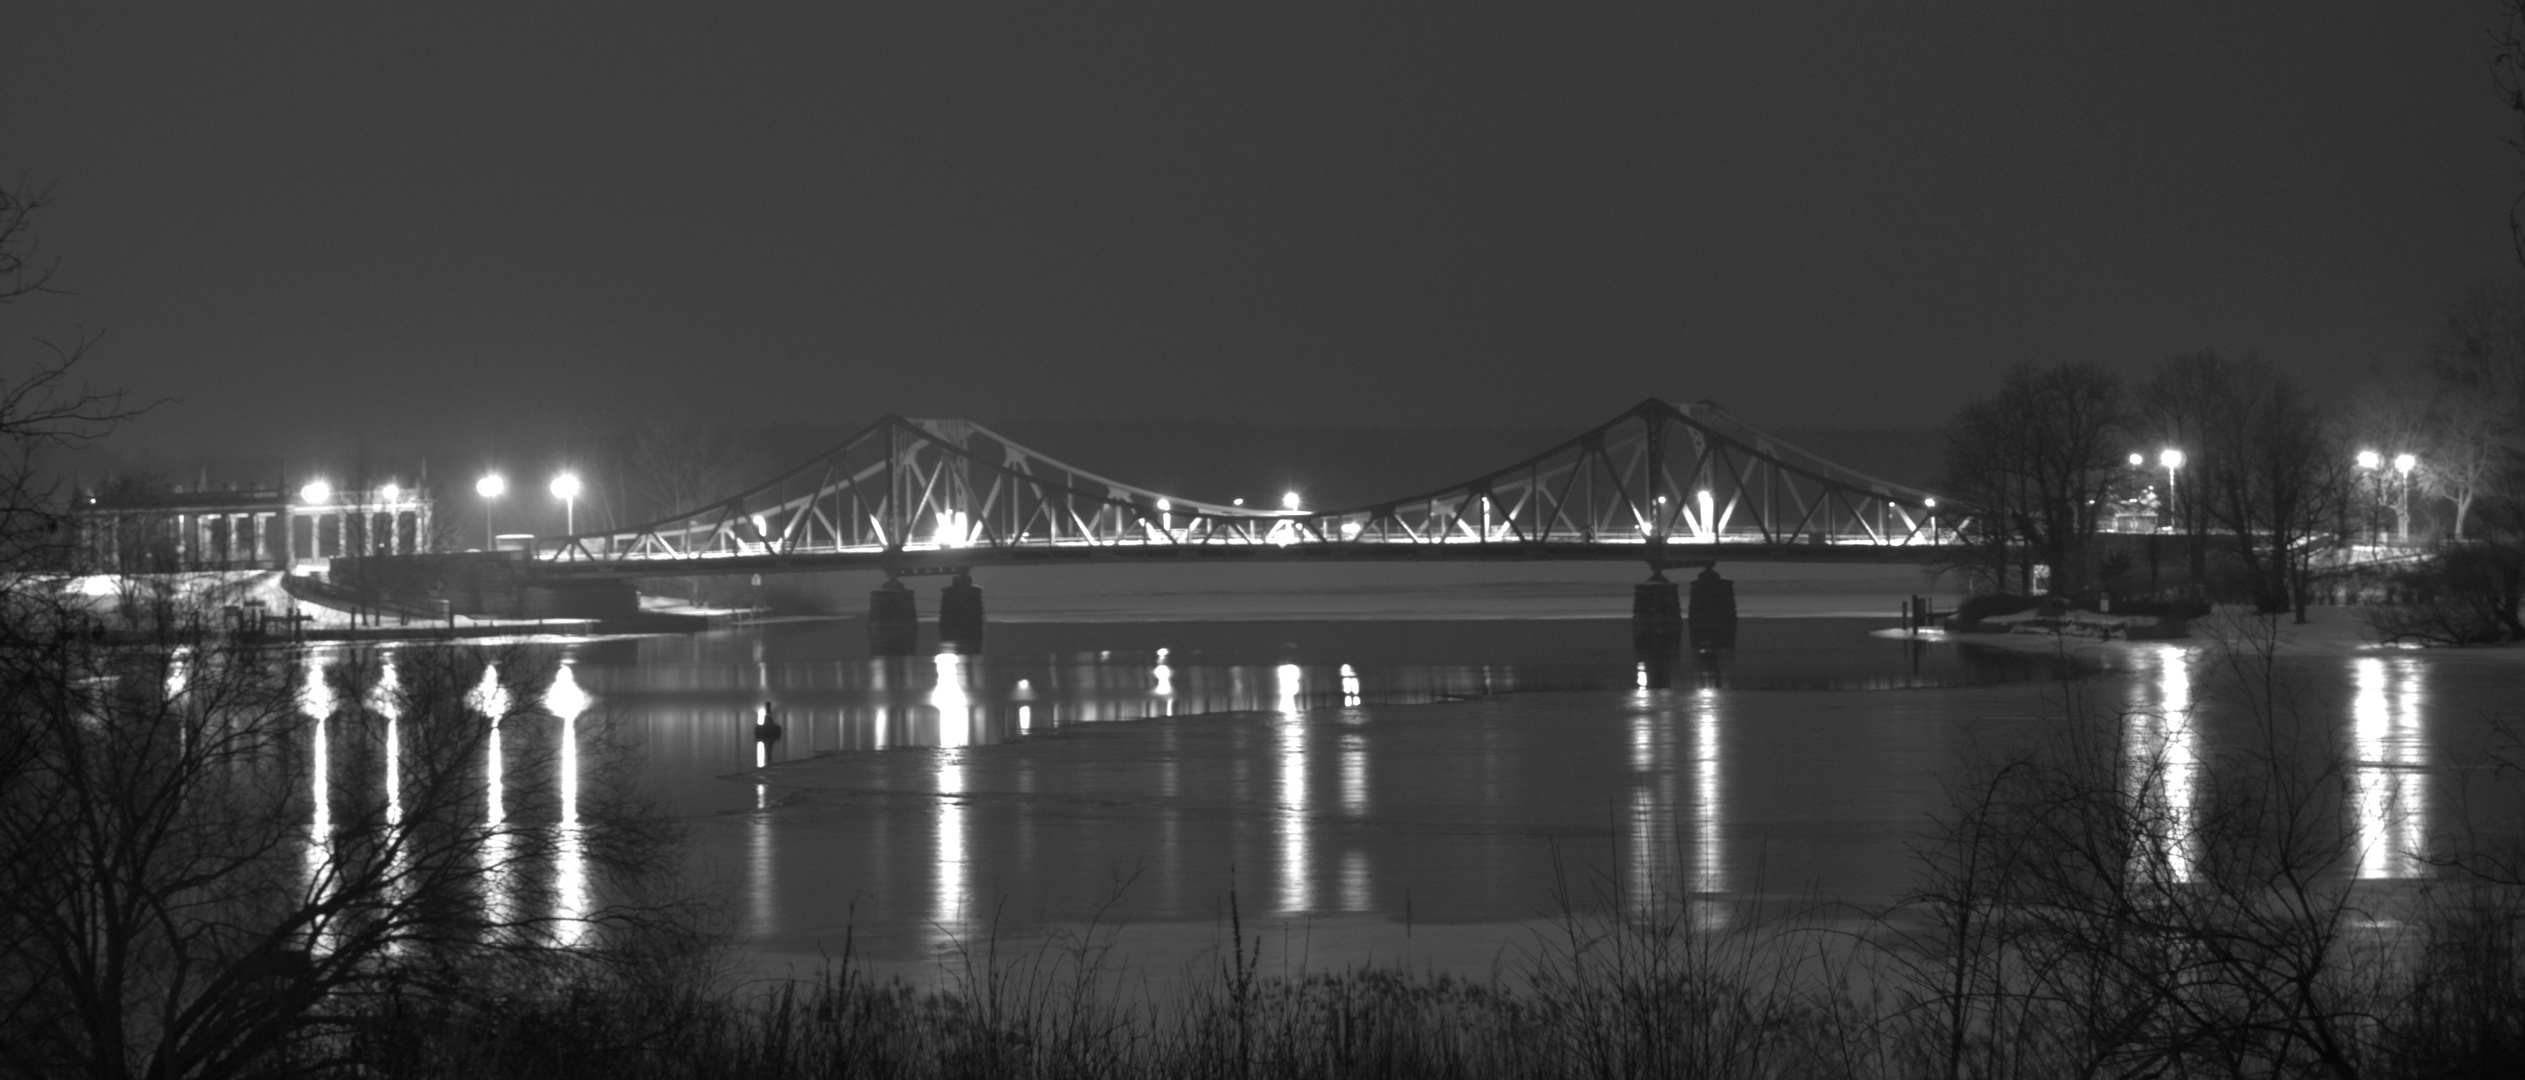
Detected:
[868,578,919,657]
[938,573,985,652]
[1632,571,1683,652]
[1688,567,1738,651]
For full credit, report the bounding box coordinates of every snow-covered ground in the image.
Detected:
[1889,603,2525,663]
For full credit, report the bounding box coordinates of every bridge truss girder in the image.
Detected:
[534,399,1962,573]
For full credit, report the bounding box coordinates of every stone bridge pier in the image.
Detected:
[1632,563,1737,654]
[867,569,987,656]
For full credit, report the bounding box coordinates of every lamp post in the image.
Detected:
[298,480,332,562]
[2123,453,2142,532]
[2157,449,2183,533]
[2393,453,2417,542]
[476,473,506,550]
[2159,448,2198,597]
[2355,450,2382,550]
[376,483,402,556]
[550,472,582,536]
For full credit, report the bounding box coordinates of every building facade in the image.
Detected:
[72,483,435,572]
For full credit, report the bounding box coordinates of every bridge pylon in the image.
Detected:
[1688,566,1738,651]
[938,573,985,652]
[1632,570,1683,652]
[869,578,918,656]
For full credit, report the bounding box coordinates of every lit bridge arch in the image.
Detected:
[530,398,1959,578]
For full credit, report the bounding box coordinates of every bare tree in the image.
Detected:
[0,185,140,573]
[1941,362,2129,596]
[2139,353,2347,619]
[2349,364,2457,538]
[2419,393,2504,539]
[0,180,694,1080]
[2425,283,2525,537]
[0,621,697,1079]
[625,419,759,525]
[1887,625,2399,1079]
[2498,0,2525,268]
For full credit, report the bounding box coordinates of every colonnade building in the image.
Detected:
[70,482,435,572]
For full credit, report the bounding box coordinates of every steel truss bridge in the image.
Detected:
[531,398,1958,580]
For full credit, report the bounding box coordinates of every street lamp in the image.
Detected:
[2355,450,2382,548]
[2158,449,2183,532]
[2121,453,2144,533]
[476,473,506,549]
[372,483,402,556]
[2393,453,2418,541]
[299,480,333,506]
[550,472,582,535]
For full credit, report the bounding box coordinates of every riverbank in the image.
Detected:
[1890,603,2525,664]
[51,570,771,644]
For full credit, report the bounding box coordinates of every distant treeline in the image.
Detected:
[1937,281,2525,642]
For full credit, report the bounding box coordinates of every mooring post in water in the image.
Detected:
[938,572,985,652]
[868,577,919,656]
[1688,566,1737,651]
[1632,568,1683,652]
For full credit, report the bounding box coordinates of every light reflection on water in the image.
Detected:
[2126,644,2199,884]
[1692,687,1723,925]
[1626,692,1660,906]
[286,617,2505,968]
[472,664,514,929]
[933,652,971,946]
[1277,663,1308,914]
[547,663,593,944]
[1620,684,1723,923]
[374,658,402,830]
[606,635,2018,792]
[2352,657,2429,880]
[302,658,333,908]
[290,649,628,950]
[550,618,2085,953]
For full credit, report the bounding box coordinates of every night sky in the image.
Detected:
[2,3,2517,464]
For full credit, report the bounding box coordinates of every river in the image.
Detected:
[305,564,2525,983]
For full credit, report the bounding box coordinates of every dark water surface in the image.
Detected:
[577,618,2074,818]
[289,614,2519,973]
[471,615,2517,974]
